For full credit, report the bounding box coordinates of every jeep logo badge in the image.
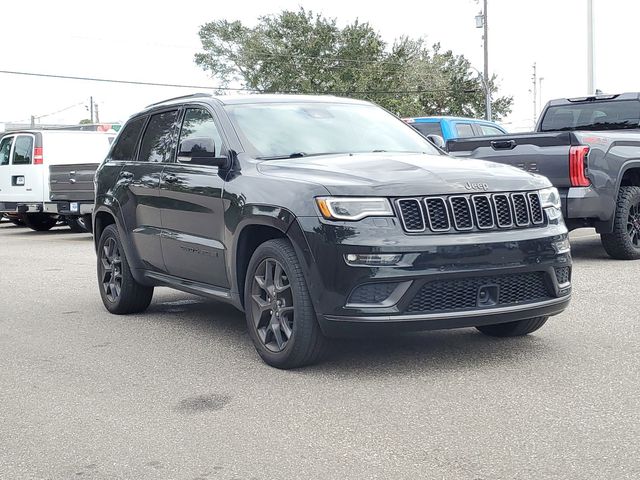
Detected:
[465,181,489,191]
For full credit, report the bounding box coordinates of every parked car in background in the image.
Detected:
[447,92,640,260]
[93,94,571,369]
[0,130,114,232]
[403,116,507,145]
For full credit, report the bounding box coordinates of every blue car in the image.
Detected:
[403,116,507,141]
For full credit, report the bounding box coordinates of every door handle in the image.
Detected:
[119,171,134,179]
[163,174,179,184]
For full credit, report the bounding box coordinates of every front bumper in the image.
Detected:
[294,216,572,335]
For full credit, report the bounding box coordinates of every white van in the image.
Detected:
[0,130,114,232]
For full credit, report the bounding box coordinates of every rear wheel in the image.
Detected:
[244,238,328,369]
[601,186,640,260]
[66,215,93,234]
[22,213,58,231]
[476,316,548,337]
[97,224,154,314]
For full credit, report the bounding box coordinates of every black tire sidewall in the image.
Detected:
[244,239,321,368]
[602,186,640,260]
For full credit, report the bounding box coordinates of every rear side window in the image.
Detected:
[0,136,13,166]
[138,110,179,163]
[455,123,475,137]
[12,135,33,165]
[111,116,146,161]
[411,122,443,137]
[478,125,505,136]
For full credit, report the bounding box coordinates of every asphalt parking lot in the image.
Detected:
[0,222,638,480]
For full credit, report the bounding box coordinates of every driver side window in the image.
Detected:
[178,108,224,157]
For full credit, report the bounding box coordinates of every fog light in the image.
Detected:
[552,238,571,254]
[344,253,402,266]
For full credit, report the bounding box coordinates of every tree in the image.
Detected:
[195,8,512,120]
[78,119,92,125]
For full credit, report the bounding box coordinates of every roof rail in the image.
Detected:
[146,93,212,108]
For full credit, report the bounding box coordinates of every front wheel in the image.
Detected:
[601,186,640,260]
[476,316,548,337]
[22,213,58,231]
[97,224,154,314]
[244,238,328,369]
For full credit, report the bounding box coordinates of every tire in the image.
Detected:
[244,238,328,369]
[97,224,154,314]
[66,215,93,234]
[600,186,640,260]
[22,213,58,231]
[476,316,548,337]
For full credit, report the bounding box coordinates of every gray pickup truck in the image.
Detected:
[447,92,640,260]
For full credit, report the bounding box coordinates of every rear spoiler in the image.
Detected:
[446,131,578,153]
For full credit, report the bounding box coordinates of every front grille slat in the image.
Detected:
[396,199,425,232]
[397,192,547,234]
[406,272,552,314]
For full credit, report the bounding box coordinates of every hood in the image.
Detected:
[257,152,550,196]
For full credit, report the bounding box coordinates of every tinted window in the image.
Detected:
[111,116,145,161]
[138,111,179,163]
[478,125,505,136]
[225,102,438,158]
[178,108,224,157]
[540,100,640,132]
[12,135,33,165]
[411,122,443,137]
[455,123,475,137]
[0,136,13,166]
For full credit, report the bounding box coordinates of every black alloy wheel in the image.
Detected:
[626,201,640,247]
[100,237,123,303]
[250,258,295,352]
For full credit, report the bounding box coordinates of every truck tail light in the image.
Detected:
[569,145,590,187]
[33,147,43,165]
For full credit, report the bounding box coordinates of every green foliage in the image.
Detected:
[78,119,92,125]
[195,8,512,120]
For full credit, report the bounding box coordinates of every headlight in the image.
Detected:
[315,197,394,221]
[539,187,561,209]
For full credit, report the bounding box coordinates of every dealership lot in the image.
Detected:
[0,223,638,479]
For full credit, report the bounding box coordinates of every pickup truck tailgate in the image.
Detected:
[447,132,576,189]
[49,163,98,202]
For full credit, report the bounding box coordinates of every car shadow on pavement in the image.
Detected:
[146,293,555,376]
[569,235,613,261]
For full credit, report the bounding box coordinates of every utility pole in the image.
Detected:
[587,0,595,94]
[475,0,491,121]
[30,115,35,128]
[532,63,538,126]
[89,96,94,123]
[483,0,491,121]
[94,103,100,123]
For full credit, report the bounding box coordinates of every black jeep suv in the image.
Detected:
[93,94,572,368]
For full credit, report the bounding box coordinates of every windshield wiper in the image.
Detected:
[257,152,348,160]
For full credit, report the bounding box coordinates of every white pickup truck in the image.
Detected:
[0,130,114,232]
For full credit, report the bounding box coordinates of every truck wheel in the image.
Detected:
[66,215,93,234]
[97,224,154,314]
[601,186,640,260]
[22,213,58,231]
[244,238,328,369]
[476,316,548,337]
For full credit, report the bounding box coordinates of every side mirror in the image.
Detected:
[426,134,446,150]
[177,137,228,167]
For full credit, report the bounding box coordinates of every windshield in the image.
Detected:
[540,100,640,132]
[225,102,439,158]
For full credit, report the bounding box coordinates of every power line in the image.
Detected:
[0,69,465,96]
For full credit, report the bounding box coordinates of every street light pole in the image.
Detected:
[587,0,595,94]
[483,0,491,121]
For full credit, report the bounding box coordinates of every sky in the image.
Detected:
[0,0,637,132]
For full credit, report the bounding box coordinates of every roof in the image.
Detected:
[545,92,640,107]
[405,115,499,123]
[144,92,371,111]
